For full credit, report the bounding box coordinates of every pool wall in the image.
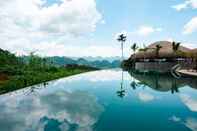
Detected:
[135,61,196,72]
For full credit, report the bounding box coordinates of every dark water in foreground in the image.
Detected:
[0,69,197,131]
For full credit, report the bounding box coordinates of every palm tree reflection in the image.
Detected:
[130,71,138,90]
[117,70,126,98]
[130,81,138,90]
[171,79,179,94]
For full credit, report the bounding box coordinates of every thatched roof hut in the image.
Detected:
[192,48,197,53]
[133,41,191,59]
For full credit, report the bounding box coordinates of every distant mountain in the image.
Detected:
[20,56,121,69]
[71,56,122,62]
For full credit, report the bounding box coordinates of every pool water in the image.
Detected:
[0,69,197,131]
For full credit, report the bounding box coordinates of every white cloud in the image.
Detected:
[182,42,197,49]
[170,116,197,131]
[135,26,162,36]
[180,94,197,112]
[138,92,155,102]
[169,116,181,122]
[183,17,197,34]
[3,41,121,57]
[0,0,103,56]
[172,1,190,11]
[172,0,197,11]
[0,90,104,131]
[65,70,131,82]
[185,117,197,131]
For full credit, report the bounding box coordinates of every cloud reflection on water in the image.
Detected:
[0,90,104,131]
[180,94,197,112]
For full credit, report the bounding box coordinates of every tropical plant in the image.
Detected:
[172,41,181,58]
[139,45,149,71]
[155,44,162,58]
[117,34,127,61]
[130,43,138,68]
[139,44,149,62]
[131,43,138,57]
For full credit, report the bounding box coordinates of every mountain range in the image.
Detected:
[22,56,121,69]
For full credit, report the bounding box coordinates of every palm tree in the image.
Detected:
[139,46,149,71]
[172,41,181,61]
[155,44,162,58]
[117,34,127,61]
[155,44,162,69]
[139,45,149,62]
[131,43,138,68]
[131,43,138,56]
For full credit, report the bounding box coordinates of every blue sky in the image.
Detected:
[95,0,197,44]
[0,0,196,57]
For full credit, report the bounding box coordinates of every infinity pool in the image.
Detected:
[0,69,197,131]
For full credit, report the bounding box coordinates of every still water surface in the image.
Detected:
[0,69,197,131]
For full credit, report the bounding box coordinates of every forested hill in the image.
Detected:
[0,48,97,94]
[0,49,20,66]
[0,48,121,69]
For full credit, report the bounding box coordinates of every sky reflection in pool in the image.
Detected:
[0,69,197,131]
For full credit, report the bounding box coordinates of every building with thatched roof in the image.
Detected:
[192,48,197,54]
[132,41,191,60]
[125,41,196,72]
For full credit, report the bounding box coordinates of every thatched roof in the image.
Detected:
[133,41,191,59]
[192,48,197,53]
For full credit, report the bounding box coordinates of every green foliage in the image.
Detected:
[155,44,162,57]
[172,41,181,52]
[131,43,138,53]
[117,34,127,42]
[0,49,19,66]
[0,48,97,94]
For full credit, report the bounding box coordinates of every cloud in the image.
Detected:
[172,0,197,11]
[65,70,131,82]
[135,26,162,36]
[169,116,197,131]
[169,115,181,122]
[180,94,197,112]
[172,1,190,11]
[0,0,103,56]
[0,90,104,131]
[183,17,197,34]
[182,42,197,49]
[138,92,155,102]
[0,0,101,35]
[185,117,197,131]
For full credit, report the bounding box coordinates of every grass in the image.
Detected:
[0,65,98,94]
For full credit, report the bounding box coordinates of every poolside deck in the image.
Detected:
[178,70,197,77]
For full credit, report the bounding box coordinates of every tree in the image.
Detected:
[155,44,162,69]
[139,45,149,71]
[117,34,127,61]
[29,52,42,70]
[155,44,162,58]
[139,45,149,62]
[131,43,138,57]
[172,41,181,59]
[131,43,138,68]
